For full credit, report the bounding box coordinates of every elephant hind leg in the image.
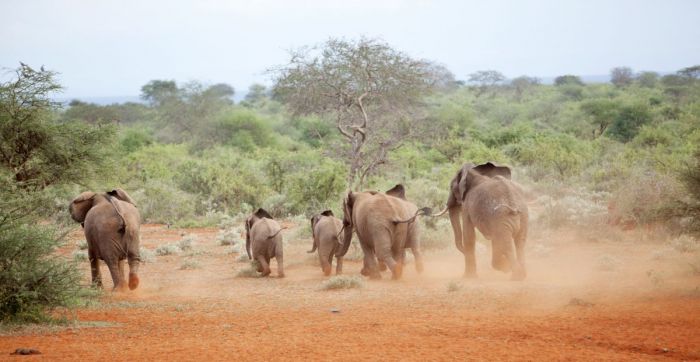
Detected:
[462,214,477,278]
[105,258,127,291]
[257,255,271,277]
[88,246,102,288]
[412,247,424,273]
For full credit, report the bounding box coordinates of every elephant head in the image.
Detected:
[69,188,136,224]
[245,208,273,260]
[457,162,511,202]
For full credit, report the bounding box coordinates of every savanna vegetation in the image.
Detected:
[2,39,699,322]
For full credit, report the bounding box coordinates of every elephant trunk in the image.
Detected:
[335,225,352,258]
[245,232,252,260]
[448,206,464,253]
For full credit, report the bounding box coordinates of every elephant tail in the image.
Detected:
[393,207,432,225]
[307,237,318,253]
[431,206,449,217]
[267,226,287,240]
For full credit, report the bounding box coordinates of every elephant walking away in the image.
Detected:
[69,188,141,291]
[435,162,529,280]
[245,208,285,278]
[308,210,344,276]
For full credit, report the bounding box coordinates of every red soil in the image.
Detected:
[2,224,699,361]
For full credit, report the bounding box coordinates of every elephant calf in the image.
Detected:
[69,188,141,291]
[308,210,344,276]
[245,208,285,278]
[438,162,529,280]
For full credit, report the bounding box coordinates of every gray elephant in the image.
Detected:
[336,184,430,280]
[245,208,285,278]
[69,189,141,291]
[308,210,344,276]
[383,185,425,274]
[436,162,528,280]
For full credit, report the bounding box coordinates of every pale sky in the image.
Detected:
[1,0,698,98]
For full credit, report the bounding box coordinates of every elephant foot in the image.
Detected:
[378,261,388,271]
[510,266,526,281]
[261,269,271,277]
[360,267,370,276]
[278,272,285,278]
[463,271,478,279]
[91,279,103,289]
[113,282,129,292]
[391,263,403,280]
[322,265,332,276]
[129,273,139,290]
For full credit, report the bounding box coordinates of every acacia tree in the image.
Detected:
[272,38,451,188]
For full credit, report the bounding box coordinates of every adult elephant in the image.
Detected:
[336,185,430,280]
[308,210,344,276]
[69,189,141,291]
[435,162,528,280]
[245,208,285,278]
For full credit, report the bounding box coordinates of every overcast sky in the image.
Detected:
[1,0,698,98]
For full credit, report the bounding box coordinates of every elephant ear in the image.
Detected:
[385,184,406,200]
[254,208,273,220]
[69,191,96,223]
[320,210,334,217]
[473,162,511,180]
[107,188,136,205]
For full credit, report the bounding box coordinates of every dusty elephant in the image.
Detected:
[382,184,426,274]
[69,188,141,291]
[436,162,528,280]
[245,208,285,278]
[336,184,430,280]
[308,210,344,276]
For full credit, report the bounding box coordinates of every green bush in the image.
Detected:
[0,221,83,322]
[320,275,364,290]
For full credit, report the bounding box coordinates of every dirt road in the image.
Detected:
[2,224,699,361]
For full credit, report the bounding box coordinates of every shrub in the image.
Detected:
[180,260,201,270]
[236,261,261,278]
[178,234,197,251]
[155,244,181,256]
[0,222,84,322]
[670,235,699,253]
[72,250,88,262]
[320,275,364,290]
[139,247,156,263]
[77,240,88,250]
[447,281,461,292]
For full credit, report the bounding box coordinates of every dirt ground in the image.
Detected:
[2,223,699,361]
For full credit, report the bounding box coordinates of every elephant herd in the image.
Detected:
[69,162,529,291]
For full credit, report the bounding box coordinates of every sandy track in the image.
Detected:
[1,224,699,361]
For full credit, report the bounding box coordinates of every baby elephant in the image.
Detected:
[308,210,344,276]
[245,208,285,277]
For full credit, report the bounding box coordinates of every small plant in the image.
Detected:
[155,244,181,256]
[180,260,201,270]
[320,275,364,290]
[178,234,197,251]
[139,247,155,263]
[670,235,699,254]
[76,240,88,250]
[595,254,620,272]
[217,227,243,246]
[235,253,249,262]
[447,281,461,292]
[646,269,665,286]
[72,250,88,262]
[236,260,261,278]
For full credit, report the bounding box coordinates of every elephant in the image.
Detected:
[307,210,344,276]
[245,208,285,278]
[435,162,528,280]
[336,184,430,280]
[69,188,141,291]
